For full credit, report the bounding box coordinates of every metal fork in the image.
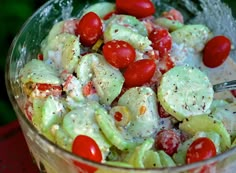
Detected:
[213,80,236,92]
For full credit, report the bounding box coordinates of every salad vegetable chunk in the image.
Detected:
[19,0,236,171]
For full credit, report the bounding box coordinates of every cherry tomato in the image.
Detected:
[123,59,156,87]
[162,9,184,23]
[82,81,96,96]
[149,28,172,57]
[186,137,216,163]
[203,36,231,68]
[75,12,103,47]
[116,0,155,18]
[72,135,102,173]
[103,40,136,69]
[155,129,181,156]
[186,137,216,173]
[103,11,117,20]
[158,102,171,118]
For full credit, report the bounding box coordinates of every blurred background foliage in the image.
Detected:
[0,0,236,125]
[0,0,47,125]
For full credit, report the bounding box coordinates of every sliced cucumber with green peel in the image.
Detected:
[143,150,162,168]
[42,33,80,73]
[179,114,231,151]
[211,102,236,139]
[20,59,61,85]
[95,107,137,151]
[55,126,73,152]
[118,87,159,139]
[76,53,124,105]
[125,138,154,168]
[41,96,65,141]
[82,2,115,18]
[106,14,148,36]
[171,24,212,52]
[158,150,176,167]
[158,65,214,121]
[155,17,184,31]
[62,101,111,157]
[32,98,45,130]
[104,23,151,52]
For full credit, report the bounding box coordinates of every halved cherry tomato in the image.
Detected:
[103,10,117,20]
[37,53,44,61]
[123,59,156,87]
[155,129,181,156]
[72,135,102,173]
[186,137,216,173]
[75,12,103,47]
[149,28,172,57]
[116,0,155,18]
[103,40,136,69]
[162,9,184,23]
[203,35,231,68]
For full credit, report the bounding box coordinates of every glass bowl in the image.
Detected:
[5,0,236,172]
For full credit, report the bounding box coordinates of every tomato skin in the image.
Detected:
[186,137,216,164]
[158,102,171,118]
[162,9,184,23]
[203,36,231,68]
[116,0,155,18]
[155,129,181,156]
[103,40,136,69]
[72,135,102,173]
[149,28,172,57]
[75,12,103,47]
[123,59,156,87]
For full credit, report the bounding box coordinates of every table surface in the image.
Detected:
[0,120,40,173]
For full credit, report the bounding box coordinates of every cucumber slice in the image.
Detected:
[155,17,184,31]
[95,107,137,151]
[62,101,111,157]
[171,24,212,52]
[158,150,176,167]
[41,96,65,141]
[211,102,236,139]
[125,138,154,168]
[158,65,214,121]
[104,23,151,52]
[118,87,159,139]
[55,126,73,152]
[32,98,45,130]
[76,53,124,105]
[82,2,115,18]
[179,114,231,151]
[19,59,61,85]
[42,33,80,73]
[106,14,148,36]
[143,150,162,168]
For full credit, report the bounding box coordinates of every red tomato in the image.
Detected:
[72,135,102,173]
[162,9,184,23]
[186,137,216,163]
[36,83,62,96]
[149,28,172,57]
[123,59,156,87]
[154,129,181,156]
[103,11,117,20]
[116,0,155,18]
[82,81,96,96]
[203,36,231,68]
[75,12,103,47]
[231,90,236,97]
[158,102,171,118]
[103,40,136,69]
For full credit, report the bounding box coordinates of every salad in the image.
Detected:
[18,0,236,172]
